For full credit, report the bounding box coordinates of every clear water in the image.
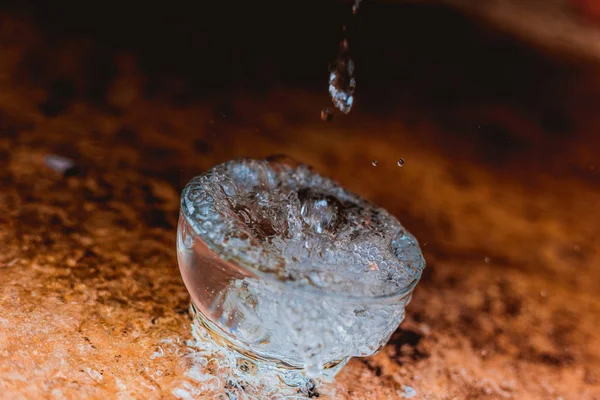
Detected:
[177,157,424,380]
[329,39,356,114]
[164,313,349,399]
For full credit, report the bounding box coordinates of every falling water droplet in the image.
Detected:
[397,158,405,167]
[321,108,334,122]
[352,0,363,15]
[329,39,356,114]
[371,160,378,167]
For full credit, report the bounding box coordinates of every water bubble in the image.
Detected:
[298,188,341,234]
[397,158,405,167]
[371,160,378,167]
[484,257,490,264]
[321,108,334,122]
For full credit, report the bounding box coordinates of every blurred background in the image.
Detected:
[1,0,599,398]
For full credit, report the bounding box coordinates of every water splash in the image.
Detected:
[162,309,349,400]
[182,158,423,296]
[178,158,425,383]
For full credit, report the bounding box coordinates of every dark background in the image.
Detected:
[5,0,595,183]
[5,0,574,108]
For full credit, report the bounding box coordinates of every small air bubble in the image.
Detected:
[371,160,378,167]
[397,158,405,167]
[321,108,334,122]
[484,257,490,264]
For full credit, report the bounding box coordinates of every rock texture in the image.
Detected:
[1,4,600,399]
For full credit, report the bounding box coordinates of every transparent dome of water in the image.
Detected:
[181,156,425,298]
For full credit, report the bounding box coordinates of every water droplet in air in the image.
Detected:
[329,39,356,114]
[352,0,363,14]
[371,160,378,167]
[397,158,405,167]
[321,108,334,122]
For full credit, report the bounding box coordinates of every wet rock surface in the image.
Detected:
[1,7,600,399]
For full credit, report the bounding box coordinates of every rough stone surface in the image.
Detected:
[1,8,600,399]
